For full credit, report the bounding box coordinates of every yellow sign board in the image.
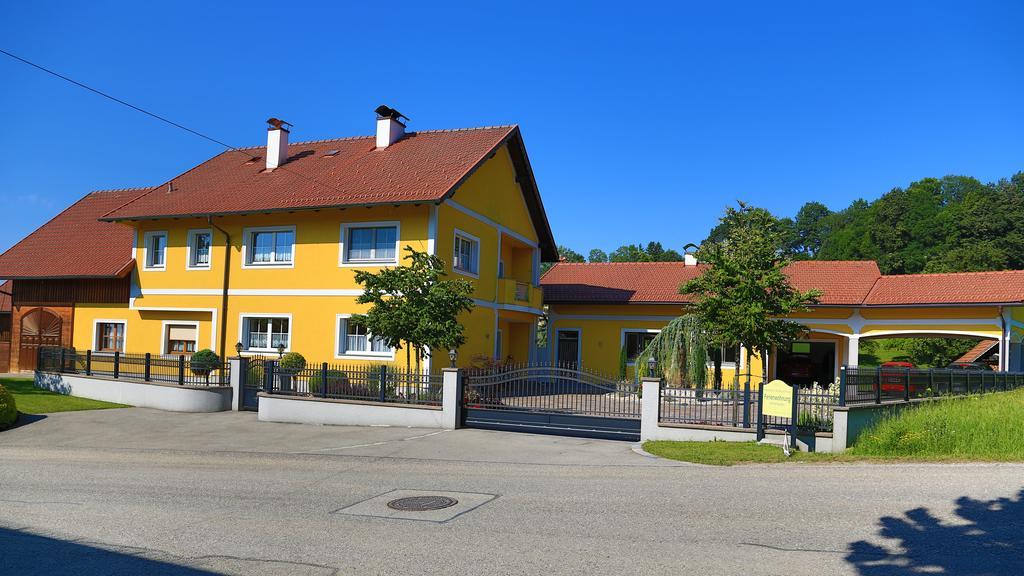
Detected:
[762,380,794,418]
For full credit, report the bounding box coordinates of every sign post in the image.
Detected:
[760,379,797,455]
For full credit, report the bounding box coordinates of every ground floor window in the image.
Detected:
[165,324,198,355]
[708,344,740,367]
[242,316,290,352]
[775,340,836,387]
[337,316,390,356]
[95,321,125,352]
[623,330,658,363]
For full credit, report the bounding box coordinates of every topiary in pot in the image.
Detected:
[190,349,221,384]
[0,383,17,430]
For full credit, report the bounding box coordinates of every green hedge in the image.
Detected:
[0,383,17,429]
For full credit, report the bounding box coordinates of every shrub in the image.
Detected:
[190,349,220,376]
[308,369,348,395]
[0,383,17,429]
[279,352,306,372]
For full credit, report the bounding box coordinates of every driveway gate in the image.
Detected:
[462,364,640,441]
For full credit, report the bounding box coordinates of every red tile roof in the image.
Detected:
[954,339,998,363]
[541,260,881,305]
[863,270,1024,305]
[101,125,556,260]
[541,260,1024,306]
[0,281,10,313]
[0,189,141,279]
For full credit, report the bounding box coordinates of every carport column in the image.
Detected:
[846,335,860,367]
[442,368,463,430]
[640,378,661,441]
[228,357,246,411]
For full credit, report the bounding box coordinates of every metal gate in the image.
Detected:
[241,356,270,411]
[463,364,640,441]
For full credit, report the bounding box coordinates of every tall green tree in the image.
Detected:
[683,202,822,382]
[588,248,609,263]
[792,201,831,257]
[352,247,475,372]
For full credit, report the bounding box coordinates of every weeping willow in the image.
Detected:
[635,314,710,387]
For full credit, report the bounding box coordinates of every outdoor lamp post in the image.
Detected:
[448,348,458,368]
[234,341,243,356]
[277,343,286,358]
[647,355,658,378]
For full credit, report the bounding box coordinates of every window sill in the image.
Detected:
[339,260,397,268]
[142,266,166,272]
[453,267,480,279]
[185,265,212,271]
[335,352,396,360]
[242,262,294,269]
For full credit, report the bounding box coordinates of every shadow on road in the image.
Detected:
[8,413,47,430]
[846,487,1024,575]
[0,527,215,575]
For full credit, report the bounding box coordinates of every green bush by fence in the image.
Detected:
[0,383,17,429]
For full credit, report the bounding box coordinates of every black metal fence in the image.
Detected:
[463,362,640,419]
[37,347,230,387]
[254,358,443,406]
[659,383,838,433]
[842,366,1024,405]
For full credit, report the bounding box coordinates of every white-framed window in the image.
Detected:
[336,315,392,358]
[240,315,291,352]
[453,229,480,277]
[143,231,167,270]
[243,226,295,267]
[186,229,212,269]
[93,320,126,353]
[622,330,659,364]
[708,344,741,368]
[340,221,399,266]
[163,322,199,355]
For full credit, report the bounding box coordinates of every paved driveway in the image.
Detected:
[2,408,1022,575]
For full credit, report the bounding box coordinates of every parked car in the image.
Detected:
[947,362,993,371]
[879,361,926,395]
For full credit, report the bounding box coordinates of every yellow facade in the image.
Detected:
[71,144,545,373]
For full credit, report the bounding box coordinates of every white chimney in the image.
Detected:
[265,117,291,170]
[684,253,698,266]
[375,105,407,148]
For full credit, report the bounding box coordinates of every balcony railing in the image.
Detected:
[497,279,542,308]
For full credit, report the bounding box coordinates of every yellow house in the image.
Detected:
[53,110,555,373]
[540,260,1024,386]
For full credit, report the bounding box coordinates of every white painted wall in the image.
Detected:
[258,395,447,428]
[35,373,231,412]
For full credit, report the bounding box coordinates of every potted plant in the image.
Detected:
[189,349,221,384]
[277,352,306,393]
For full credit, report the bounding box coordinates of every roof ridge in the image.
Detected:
[878,268,1024,279]
[233,125,519,151]
[88,186,156,195]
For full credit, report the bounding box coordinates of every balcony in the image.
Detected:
[497,279,543,310]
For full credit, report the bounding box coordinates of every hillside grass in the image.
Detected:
[850,388,1024,461]
[644,388,1024,465]
[0,377,128,415]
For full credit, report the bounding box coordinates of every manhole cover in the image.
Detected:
[386,495,459,511]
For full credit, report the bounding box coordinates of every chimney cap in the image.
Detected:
[374,105,409,123]
[266,117,293,131]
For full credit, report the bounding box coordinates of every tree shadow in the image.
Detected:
[8,412,47,430]
[0,527,216,575]
[846,488,1024,575]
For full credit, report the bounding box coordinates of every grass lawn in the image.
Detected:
[1,377,128,415]
[644,388,1024,465]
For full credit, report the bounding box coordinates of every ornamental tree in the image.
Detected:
[351,247,475,372]
[682,202,821,384]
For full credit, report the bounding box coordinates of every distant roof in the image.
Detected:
[540,260,1024,306]
[0,189,141,279]
[0,281,10,313]
[101,125,557,260]
[955,339,998,364]
[863,270,1024,305]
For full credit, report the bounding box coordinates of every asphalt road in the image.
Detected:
[1,409,1022,575]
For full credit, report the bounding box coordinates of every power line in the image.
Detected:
[0,47,350,198]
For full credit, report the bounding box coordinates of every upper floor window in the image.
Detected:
[95,321,126,353]
[341,222,399,265]
[244,226,295,267]
[623,330,658,363]
[143,231,167,270]
[453,230,480,277]
[241,316,290,352]
[187,229,212,269]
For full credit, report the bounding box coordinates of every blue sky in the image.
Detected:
[1,1,1021,257]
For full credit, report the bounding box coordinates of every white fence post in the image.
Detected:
[229,357,244,411]
[442,368,462,430]
[640,377,661,441]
